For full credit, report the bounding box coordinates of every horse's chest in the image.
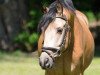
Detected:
[46,54,71,75]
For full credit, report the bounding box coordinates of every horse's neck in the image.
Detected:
[45,50,72,75]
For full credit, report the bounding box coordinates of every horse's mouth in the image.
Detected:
[39,52,54,69]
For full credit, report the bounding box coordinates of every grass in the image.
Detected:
[0,51,99,75]
[85,57,100,75]
[0,51,45,75]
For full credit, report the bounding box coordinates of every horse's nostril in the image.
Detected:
[44,58,51,68]
[46,63,50,68]
[44,58,49,64]
[39,58,50,69]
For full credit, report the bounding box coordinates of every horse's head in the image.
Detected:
[38,1,73,69]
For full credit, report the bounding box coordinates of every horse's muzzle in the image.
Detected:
[39,52,54,69]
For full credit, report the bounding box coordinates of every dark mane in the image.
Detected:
[38,0,75,33]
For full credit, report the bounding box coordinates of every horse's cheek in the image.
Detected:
[38,34,44,56]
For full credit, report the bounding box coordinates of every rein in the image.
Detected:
[42,16,70,60]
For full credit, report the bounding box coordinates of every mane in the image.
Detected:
[38,0,76,33]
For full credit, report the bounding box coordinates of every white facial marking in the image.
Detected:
[54,18,66,28]
[43,18,66,48]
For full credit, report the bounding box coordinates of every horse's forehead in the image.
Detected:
[53,18,66,27]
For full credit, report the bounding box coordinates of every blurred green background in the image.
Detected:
[0,0,100,75]
[0,0,99,52]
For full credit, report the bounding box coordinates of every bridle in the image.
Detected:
[42,15,70,60]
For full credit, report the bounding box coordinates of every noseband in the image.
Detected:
[42,16,70,60]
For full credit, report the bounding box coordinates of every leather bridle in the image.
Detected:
[42,16,70,60]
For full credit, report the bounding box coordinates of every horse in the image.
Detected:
[38,0,94,75]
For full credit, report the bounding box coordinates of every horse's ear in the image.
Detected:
[42,7,49,14]
[56,0,63,16]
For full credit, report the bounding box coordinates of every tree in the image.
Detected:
[0,0,28,51]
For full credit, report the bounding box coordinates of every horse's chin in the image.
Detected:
[39,52,54,69]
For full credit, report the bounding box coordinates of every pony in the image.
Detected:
[38,0,94,75]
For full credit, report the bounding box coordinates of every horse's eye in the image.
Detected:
[57,27,63,34]
[42,41,44,44]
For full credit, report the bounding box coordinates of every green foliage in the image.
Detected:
[29,33,39,44]
[15,32,29,43]
[15,31,39,44]
[85,11,96,22]
[14,31,39,50]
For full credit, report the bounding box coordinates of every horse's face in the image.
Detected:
[39,16,69,69]
[43,17,66,50]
